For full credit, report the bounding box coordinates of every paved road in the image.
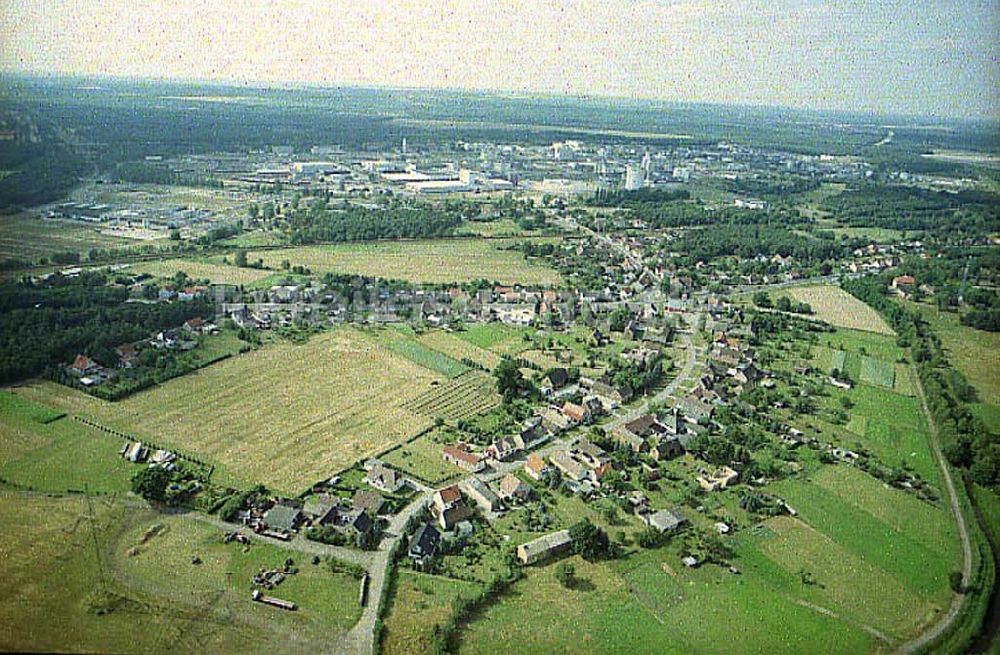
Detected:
[338,485,432,655]
[897,368,972,654]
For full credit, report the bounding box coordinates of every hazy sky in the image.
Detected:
[1,0,998,119]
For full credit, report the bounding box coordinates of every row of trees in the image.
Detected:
[842,276,999,487]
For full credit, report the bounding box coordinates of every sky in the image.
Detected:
[1,0,998,120]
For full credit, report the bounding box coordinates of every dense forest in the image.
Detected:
[0,273,210,384]
[820,185,1000,235]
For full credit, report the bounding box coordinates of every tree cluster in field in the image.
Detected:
[285,201,464,244]
[671,224,846,265]
[0,273,212,384]
[843,276,999,488]
[752,292,812,315]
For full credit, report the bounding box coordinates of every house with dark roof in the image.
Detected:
[302,494,340,525]
[408,524,441,570]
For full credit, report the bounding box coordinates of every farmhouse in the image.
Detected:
[262,505,303,533]
[516,529,572,565]
[442,443,485,473]
[367,463,405,493]
[524,453,550,480]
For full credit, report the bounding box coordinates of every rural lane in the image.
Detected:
[896,367,973,654]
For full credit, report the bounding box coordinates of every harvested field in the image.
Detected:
[788,286,894,335]
[0,213,135,263]
[129,259,273,285]
[254,238,561,285]
[11,329,440,493]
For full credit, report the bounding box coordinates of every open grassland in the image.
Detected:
[386,339,470,378]
[11,329,439,493]
[379,430,464,485]
[835,376,939,484]
[129,259,273,285]
[455,219,542,238]
[859,356,895,388]
[401,371,501,423]
[112,512,361,633]
[456,553,874,655]
[789,286,894,335]
[0,213,134,262]
[0,493,357,655]
[453,323,529,352]
[748,515,935,638]
[915,304,1000,406]
[416,330,502,370]
[0,393,133,493]
[254,238,561,285]
[770,476,955,601]
[380,570,479,655]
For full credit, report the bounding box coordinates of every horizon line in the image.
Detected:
[1,67,997,127]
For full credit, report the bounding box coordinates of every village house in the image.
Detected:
[439,500,474,531]
[497,473,533,502]
[120,441,148,463]
[550,450,589,482]
[642,508,688,533]
[651,435,684,461]
[462,477,501,514]
[516,529,572,565]
[539,367,569,396]
[434,485,462,513]
[485,434,524,462]
[538,407,571,434]
[367,462,405,493]
[183,317,206,334]
[353,489,385,516]
[561,401,591,425]
[570,438,610,468]
[442,443,485,473]
[115,343,137,368]
[524,453,550,481]
[408,524,441,571]
[302,493,340,525]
